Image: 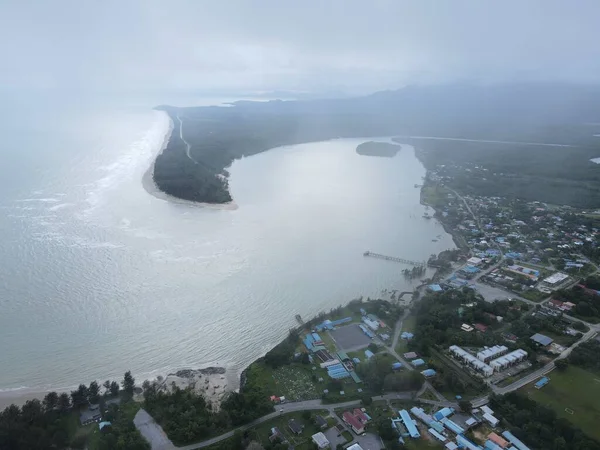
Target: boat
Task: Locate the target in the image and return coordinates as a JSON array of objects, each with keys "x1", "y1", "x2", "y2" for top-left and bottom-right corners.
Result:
[
  {"x1": 295, "y1": 314, "x2": 303, "y2": 324},
  {"x1": 432, "y1": 239, "x2": 438, "y2": 242}
]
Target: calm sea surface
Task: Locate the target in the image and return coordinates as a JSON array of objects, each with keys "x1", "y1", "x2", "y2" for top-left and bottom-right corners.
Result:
[{"x1": 0, "y1": 98, "x2": 454, "y2": 398}]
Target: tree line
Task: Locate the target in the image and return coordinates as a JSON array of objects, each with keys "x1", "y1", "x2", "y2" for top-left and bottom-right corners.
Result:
[
  {"x1": 0, "y1": 371, "x2": 145, "y2": 450},
  {"x1": 490, "y1": 392, "x2": 600, "y2": 450}
]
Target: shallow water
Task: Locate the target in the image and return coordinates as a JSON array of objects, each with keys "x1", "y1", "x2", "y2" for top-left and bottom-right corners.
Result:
[{"x1": 0, "y1": 104, "x2": 454, "y2": 399}]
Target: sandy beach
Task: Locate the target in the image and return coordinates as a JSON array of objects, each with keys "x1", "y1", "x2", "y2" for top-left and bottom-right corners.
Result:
[{"x1": 142, "y1": 113, "x2": 238, "y2": 210}]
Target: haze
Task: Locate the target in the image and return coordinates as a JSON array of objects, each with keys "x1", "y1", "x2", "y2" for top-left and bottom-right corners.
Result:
[{"x1": 2, "y1": 0, "x2": 600, "y2": 95}]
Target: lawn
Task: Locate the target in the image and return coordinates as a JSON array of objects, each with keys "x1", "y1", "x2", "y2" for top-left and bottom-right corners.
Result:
[
  {"x1": 522, "y1": 366, "x2": 600, "y2": 441},
  {"x1": 520, "y1": 289, "x2": 549, "y2": 302},
  {"x1": 395, "y1": 315, "x2": 417, "y2": 355}
]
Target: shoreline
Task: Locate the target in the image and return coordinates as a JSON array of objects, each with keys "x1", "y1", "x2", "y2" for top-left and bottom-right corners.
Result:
[
  {"x1": 141, "y1": 112, "x2": 238, "y2": 210},
  {"x1": 0, "y1": 366, "x2": 233, "y2": 411}
]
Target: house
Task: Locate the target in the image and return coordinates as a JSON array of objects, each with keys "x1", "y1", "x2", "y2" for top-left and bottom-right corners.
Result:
[
  {"x1": 404, "y1": 352, "x2": 418, "y2": 359},
  {"x1": 288, "y1": 419, "x2": 304, "y2": 435},
  {"x1": 530, "y1": 333, "x2": 553, "y2": 347},
  {"x1": 269, "y1": 427, "x2": 286, "y2": 443},
  {"x1": 342, "y1": 409, "x2": 370, "y2": 435},
  {"x1": 311, "y1": 432, "x2": 330, "y2": 449},
  {"x1": 487, "y1": 432, "x2": 509, "y2": 448},
  {"x1": 79, "y1": 404, "x2": 102, "y2": 425},
  {"x1": 461, "y1": 324, "x2": 474, "y2": 332},
  {"x1": 314, "y1": 415, "x2": 328, "y2": 430},
  {"x1": 473, "y1": 323, "x2": 488, "y2": 333},
  {"x1": 99, "y1": 421, "x2": 112, "y2": 432}
]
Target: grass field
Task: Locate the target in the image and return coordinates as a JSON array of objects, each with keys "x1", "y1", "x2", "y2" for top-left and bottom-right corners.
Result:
[
  {"x1": 395, "y1": 315, "x2": 417, "y2": 355},
  {"x1": 522, "y1": 366, "x2": 600, "y2": 441}
]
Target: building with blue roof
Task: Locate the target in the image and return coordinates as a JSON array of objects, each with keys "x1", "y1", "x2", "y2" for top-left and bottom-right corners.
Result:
[
  {"x1": 399, "y1": 410, "x2": 420, "y2": 438},
  {"x1": 456, "y1": 434, "x2": 483, "y2": 450},
  {"x1": 501, "y1": 431, "x2": 530, "y2": 450},
  {"x1": 411, "y1": 358, "x2": 425, "y2": 367},
  {"x1": 534, "y1": 376, "x2": 549, "y2": 389},
  {"x1": 428, "y1": 284, "x2": 443, "y2": 292},
  {"x1": 484, "y1": 440, "x2": 503, "y2": 450},
  {"x1": 392, "y1": 362, "x2": 403, "y2": 370},
  {"x1": 401, "y1": 332, "x2": 414, "y2": 340},
  {"x1": 422, "y1": 369, "x2": 436, "y2": 378},
  {"x1": 441, "y1": 418, "x2": 464, "y2": 435},
  {"x1": 428, "y1": 428, "x2": 447, "y2": 443},
  {"x1": 353, "y1": 357, "x2": 361, "y2": 364}
]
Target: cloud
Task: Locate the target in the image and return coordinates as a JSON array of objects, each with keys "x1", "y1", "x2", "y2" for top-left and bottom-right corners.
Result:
[{"x1": 2, "y1": 0, "x2": 599, "y2": 93}]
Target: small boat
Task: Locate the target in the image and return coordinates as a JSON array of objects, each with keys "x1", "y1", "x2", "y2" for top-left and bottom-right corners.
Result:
[{"x1": 432, "y1": 239, "x2": 438, "y2": 242}]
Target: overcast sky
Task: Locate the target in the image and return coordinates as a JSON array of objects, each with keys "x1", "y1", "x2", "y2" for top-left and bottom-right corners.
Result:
[{"x1": 2, "y1": 0, "x2": 599, "y2": 95}]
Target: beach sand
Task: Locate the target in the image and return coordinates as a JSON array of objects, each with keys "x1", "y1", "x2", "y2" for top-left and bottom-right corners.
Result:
[{"x1": 142, "y1": 113, "x2": 238, "y2": 210}]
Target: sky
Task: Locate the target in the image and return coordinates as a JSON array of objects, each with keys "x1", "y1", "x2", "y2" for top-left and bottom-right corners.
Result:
[{"x1": 2, "y1": 0, "x2": 600, "y2": 96}]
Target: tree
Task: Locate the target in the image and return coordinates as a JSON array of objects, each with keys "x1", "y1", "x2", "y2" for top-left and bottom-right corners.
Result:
[
  {"x1": 110, "y1": 381, "x2": 120, "y2": 397},
  {"x1": 71, "y1": 384, "x2": 89, "y2": 408},
  {"x1": 43, "y1": 391, "x2": 58, "y2": 412},
  {"x1": 122, "y1": 371, "x2": 135, "y2": 398},
  {"x1": 58, "y1": 392, "x2": 71, "y2": 412},
  {"x1": 300, "y1": 352, "x2": 310, "y2": 365},
  {"x1": 572, "y1": 321, "x2": 586, "y2": 331},
  {"x1": 88, "y1": 380, "x2": 100, "y2": 404},
  {"x1": 103, "y1": 380, "x2": 111, "y2": 395},
  {"x1": 302, "y1": 410, "x2": 311, "y2": 420},
  {"x1": 555, "y1": 359, "x2": 569, "y2": 371},
  {"x1": 361, "y1": 395, "x2": 373, "y2": 406},
  {"x1": 377, "y1": 419, "x2": 397, "y2": 441},
  {"x1": 368, "y1": 343, "x2": 379, "y2": 354},
  {"x1": 459, "y1": 400, "x2": 473, "y2": 413}
]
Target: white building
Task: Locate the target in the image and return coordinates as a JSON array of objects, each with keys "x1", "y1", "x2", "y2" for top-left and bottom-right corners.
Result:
[
  {"x1": 467, "y1": 257, "x2": 483, "y2": 266},
  {"x1": 489, "y1": 349, "x2": 528, "y2": 372},
  {"x1": 449, "y1": 345, "x2": 493, "y2": 377},
  {"x1": 477, "y1": 345, "x2": 508, "y2": 363},
  {"x1": 483, "y1": 412, "x2": 499, "y2": 427},
  {"x1": 541, "y1": 272, "x2": 569, "y2": 288},
  {"x1": 312, "y1": 432, "x2": 330, "y2": 449},
  {"x1": 362, "y1": 316, "x2": 379, "y2": 331}
]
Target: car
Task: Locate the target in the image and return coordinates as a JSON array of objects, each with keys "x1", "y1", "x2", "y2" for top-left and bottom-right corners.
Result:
[{"x1": 279, "y1": 408, "x2": 284, "y2": 413}]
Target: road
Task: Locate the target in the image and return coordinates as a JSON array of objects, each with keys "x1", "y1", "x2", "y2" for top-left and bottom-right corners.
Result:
[{"x1": 176, "y1": 114, "x2": 198, "y2": 164}]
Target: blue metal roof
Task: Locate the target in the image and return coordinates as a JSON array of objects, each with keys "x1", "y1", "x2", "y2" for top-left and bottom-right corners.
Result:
[
  {"x1": 501, "y1": 431, "x2": 531, "y2": 450},
  {"x1": 399, "y1": 410, "x2": 420, "y2": 438},
  {"x1": 534, "y1": 376, "x2": 549, "y2": 388},
  {"x1": 485, "y1": 440, "x2": 503, "y2": 450},
  {"x1": 412, "y1": 358, "x2": 425, "y2": 366},
  {"x1": 365, "y1": 350, "x2": 374, "y2": 358},
  {"x1": 456, "y1": 434, "x2": 483, "y2": 450},
  {"x1": 441, "y1": 418, "x2": 464, "y2": 435}
]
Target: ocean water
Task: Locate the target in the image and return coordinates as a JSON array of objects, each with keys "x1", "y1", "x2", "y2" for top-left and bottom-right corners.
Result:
[{"x1": 0, "y1": 97, "x2": 454, "y2": 400}]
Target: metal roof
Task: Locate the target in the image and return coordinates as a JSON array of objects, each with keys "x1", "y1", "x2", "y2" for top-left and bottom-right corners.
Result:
[{"x1": 530, "y1": 333, "x2": 553, "y2": 346}]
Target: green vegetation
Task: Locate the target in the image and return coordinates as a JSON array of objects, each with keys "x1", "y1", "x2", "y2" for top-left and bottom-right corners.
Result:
[
  {"x1": 143, "y1": 380, "x2": 272, "y2": 446},
  {"x1": 92, "y1": 402, "x2": 149, "y2": 450},
  {"x1": 569, "y1": 339, "x2": 600, "y2": 371},
  {"x1": 523, "y1": 365, "x2": 600, "y2": 441},
  {"x1": 244, "y1": 410, "x2": 330, "y2": 450},
  {"x1": 409, "y1": 137, "x2": 600, "y2": 208},
  {"x1": 421, "y1": 184, "x2": 449, "y2": 208},
  {"x1": 245, "y1": 362, "x2": 321, "y2": 401},
  {"x1": 554, "y1": 276, "x2": 600, "y2": 323},
  {"x1": 155, "y1": 84, "x2": 600, "y2": 205},
  {"x1": 395, "y1": 314, "x2": 417, "y2": 355},
  {"x1": 0, "y1": 372, "x2": 144, "y2": 450},
  {"x1": 356, "y1": 141, "x2": 401, "y2": 157},
  {"x1": 491, "y1": 390, "x2": 600, "y2": 450}
]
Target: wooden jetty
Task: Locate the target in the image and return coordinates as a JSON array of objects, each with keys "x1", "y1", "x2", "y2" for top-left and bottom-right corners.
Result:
[{"x1": 363, "y1": 251, "x2": 426, "y2": 267}]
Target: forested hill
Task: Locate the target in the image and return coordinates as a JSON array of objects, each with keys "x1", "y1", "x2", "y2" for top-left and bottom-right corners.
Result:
[{"x1": 153, "y1": 83, "x2": 600, "y2": 204}]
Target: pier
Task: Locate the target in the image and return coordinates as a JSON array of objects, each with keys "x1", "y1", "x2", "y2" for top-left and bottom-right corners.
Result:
[{"x1": 363, "y1": 251, "x2": 426, "y2": 267}]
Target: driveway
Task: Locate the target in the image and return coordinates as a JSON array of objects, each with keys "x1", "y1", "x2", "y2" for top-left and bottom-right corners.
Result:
[
  {"x1": 134, "y1": 408, "x2": 174, "y2": 450},
  {"x1": 353, "y1": 432, "x2": 383, "y2": 450}
]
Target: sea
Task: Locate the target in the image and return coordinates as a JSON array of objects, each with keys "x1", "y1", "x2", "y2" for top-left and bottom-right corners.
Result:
[{"x1": 0, "y1": 93, "x2": 454, "y2": 404}]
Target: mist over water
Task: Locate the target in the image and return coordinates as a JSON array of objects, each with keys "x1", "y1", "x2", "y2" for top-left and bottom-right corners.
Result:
[{"x1": 0, "y1": 103, "x2": 454, "y2": 398}]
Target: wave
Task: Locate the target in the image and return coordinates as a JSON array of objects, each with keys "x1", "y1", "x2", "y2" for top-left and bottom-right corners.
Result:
[{"x1": 83, "y1": 111, "x2": 170, "y2": 215}]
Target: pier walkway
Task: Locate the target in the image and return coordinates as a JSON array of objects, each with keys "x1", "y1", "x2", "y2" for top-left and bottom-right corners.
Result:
[{"x1": 363, "y1": 251, "x2": 426, "y2": 267}]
